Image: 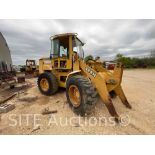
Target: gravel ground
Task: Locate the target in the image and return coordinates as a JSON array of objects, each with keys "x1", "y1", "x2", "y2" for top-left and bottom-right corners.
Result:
[{"x1": 0, "y1": 69, "x2": 155, "y2": 135}]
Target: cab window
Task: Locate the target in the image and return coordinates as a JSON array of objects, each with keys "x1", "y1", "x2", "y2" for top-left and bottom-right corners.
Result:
[
  {"x1": 51, "y1": 36, "x2": 69, "y2": 58},
  {"x1": 72, "y1": 37, "x2": 84, "y2": 59}
]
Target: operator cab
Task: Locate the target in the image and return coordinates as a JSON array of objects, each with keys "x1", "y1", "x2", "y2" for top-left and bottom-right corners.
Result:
[{"x1": 50, "y1": 33, "x2": 84, "y2": 69}]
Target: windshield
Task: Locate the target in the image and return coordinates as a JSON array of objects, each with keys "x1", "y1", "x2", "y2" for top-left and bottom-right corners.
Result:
[
  {"x1": 50, "y1": 37, "x2": 69, "y2": 58},
  {"x1": 72, "y1": 37, "x2": 84, "y2": 59},
  {"x1": 51, "y1": 39, "x2": 59, "y2": 57}
]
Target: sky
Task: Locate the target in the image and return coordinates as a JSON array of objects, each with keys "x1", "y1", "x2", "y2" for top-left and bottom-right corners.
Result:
[{"x1": 0, "y1": 19, "x2": 155, "y2": 65}]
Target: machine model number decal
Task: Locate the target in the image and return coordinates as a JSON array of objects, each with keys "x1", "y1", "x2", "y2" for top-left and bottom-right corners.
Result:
[{"x1": 85, "y1": 67, "x2": 97, "y2": 78}]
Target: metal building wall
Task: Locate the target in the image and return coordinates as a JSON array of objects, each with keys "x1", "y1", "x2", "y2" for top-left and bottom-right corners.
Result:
[{"x1": 0, "y1": 32, "x2": 13, "y2": 72}]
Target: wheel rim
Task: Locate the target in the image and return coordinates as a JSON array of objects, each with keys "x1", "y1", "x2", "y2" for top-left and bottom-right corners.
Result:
[
  {"x1": 40, "y1": 78, "x2": 49, "y2": 91},
  {"x1": 69, "y1": 85, "x2": 81, "y2": 107}
]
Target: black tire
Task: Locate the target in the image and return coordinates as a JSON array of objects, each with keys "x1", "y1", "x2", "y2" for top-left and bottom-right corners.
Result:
[
  {"x1": 66, "y1": 75, "x2": 98, "y2": 116},
  {"x1": 37, "y1": 72, "x2": 58, "y2": 96}
]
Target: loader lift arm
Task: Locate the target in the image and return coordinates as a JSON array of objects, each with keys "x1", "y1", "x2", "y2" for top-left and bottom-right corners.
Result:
[{"x1": 79, "y1": 60, "x2": 132, "y2": 121}]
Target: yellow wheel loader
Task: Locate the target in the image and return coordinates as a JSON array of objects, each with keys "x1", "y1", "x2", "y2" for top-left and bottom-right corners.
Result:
[
  {"x1": 38, "y1": 33, "x2": 132, "y2": 121},
  {"x1": 20, "y1": 59, "x2": 39, "y2": 77}
]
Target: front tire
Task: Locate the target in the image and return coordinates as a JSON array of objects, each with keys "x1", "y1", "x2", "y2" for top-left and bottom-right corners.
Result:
[
  {"x1": 37, "y1": 72, "x2": 58, "y2": 96},
  {"x1": 66, "y1": 75, "x2": 98, "y2": 116}
]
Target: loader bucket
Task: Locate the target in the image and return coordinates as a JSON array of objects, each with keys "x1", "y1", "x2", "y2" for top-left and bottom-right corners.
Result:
[{"x1": 80, "y1": 61, "x2": 132, "y2": 121}]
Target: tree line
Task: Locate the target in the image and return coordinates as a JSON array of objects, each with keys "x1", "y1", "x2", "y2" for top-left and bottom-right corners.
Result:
[
  {"x1": 115, "y1": 53, "x2": 155, "y2": 68},
  {"x1": 84, "y1": 50, "x2": 155, "y2": 69}
]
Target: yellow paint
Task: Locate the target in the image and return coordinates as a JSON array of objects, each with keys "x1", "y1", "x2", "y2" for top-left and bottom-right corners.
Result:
[{"x1": 38, "y1": 33, "x2": 131, "y2": 119}]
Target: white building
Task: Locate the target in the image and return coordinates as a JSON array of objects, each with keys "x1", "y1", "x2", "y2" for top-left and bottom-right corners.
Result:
[{"x1": 0, "y1": 32, "x2": 13, "y2": 72}]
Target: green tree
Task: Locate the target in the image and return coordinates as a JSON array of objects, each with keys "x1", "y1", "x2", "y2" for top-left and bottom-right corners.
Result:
[
  {"x1": 84, "y1": 55, "x2": 94, "y2": 63},
  {"x1": 116, "y1": 53, "x2": 123, "y2": 60}
]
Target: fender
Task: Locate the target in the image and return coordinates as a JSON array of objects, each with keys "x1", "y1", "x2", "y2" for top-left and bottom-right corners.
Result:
[{"x1": 66, "y1": 70, "x2": 81, "y2": 82}]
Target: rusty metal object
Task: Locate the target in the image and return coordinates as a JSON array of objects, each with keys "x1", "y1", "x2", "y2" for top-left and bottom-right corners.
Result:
[
  {"x1": 0, "y1": 93, "x2": 17, "y2": 105},
  {"x1": 16, "y1": 72, "x2": 25, "y2": 83},
  {"x1": 0, "y1": 103, "x2": 15, "y2": 114},
  {"x1": 0, "y1": 72, "x2": 16, "y2": 88},
  {"x1": 41, "y1": 107, "x2": 57, "y2": 115}
]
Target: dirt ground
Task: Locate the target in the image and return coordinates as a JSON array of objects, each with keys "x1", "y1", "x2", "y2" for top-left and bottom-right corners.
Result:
[{"x1": 0, "y1": 69, "x2": 155, "y2": 135}]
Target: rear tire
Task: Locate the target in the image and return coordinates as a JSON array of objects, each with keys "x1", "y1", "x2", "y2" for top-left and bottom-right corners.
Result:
[
  {"x1": 66, "y1": 75, "x2": 98, "y2": 116},
  {"x1": 37, "y1": 72, "x2": 58, "y2": 96}
]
